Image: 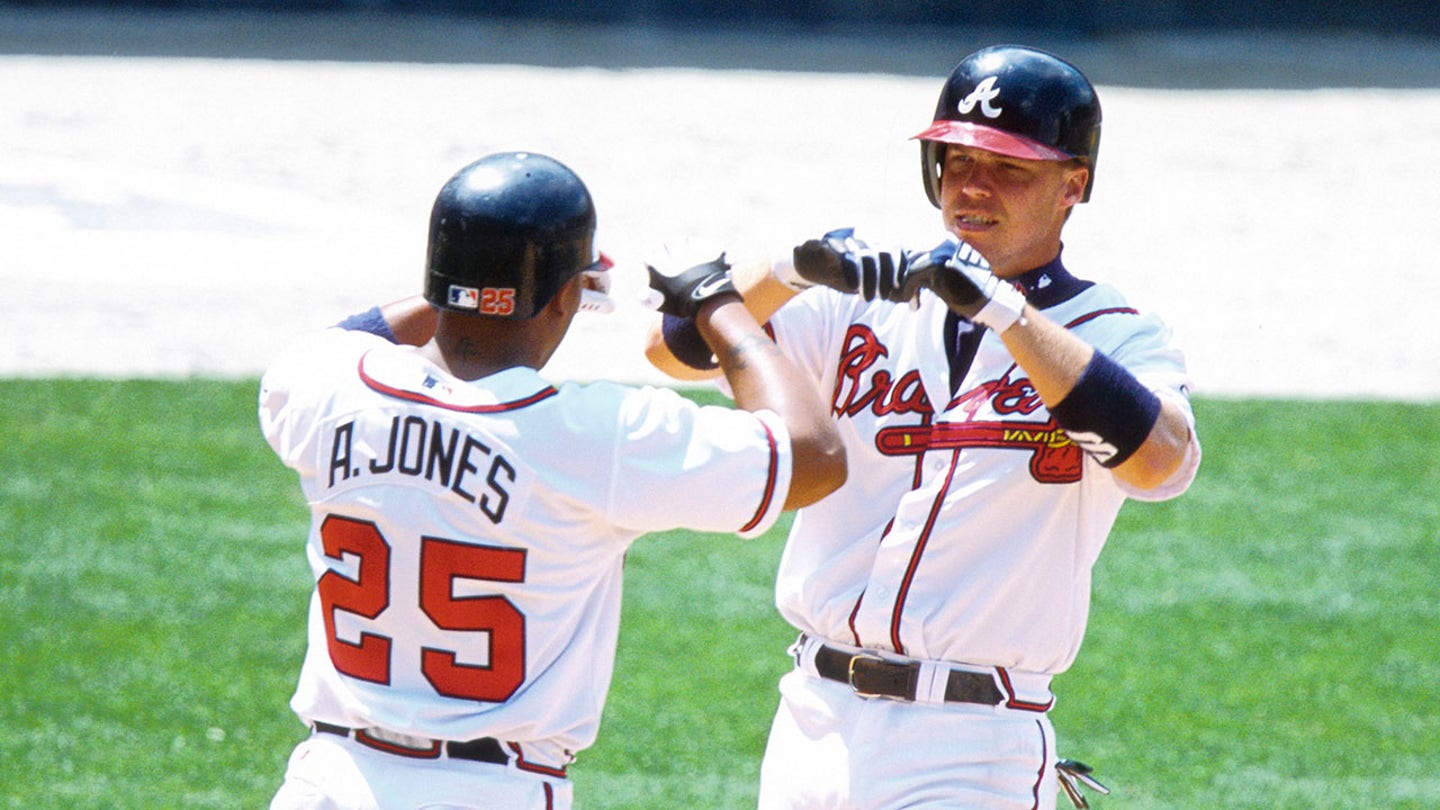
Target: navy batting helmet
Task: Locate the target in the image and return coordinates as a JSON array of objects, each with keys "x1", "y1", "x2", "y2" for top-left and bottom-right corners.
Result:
[
  {"x1": 914, "y1": 45, "x2": 1102, "y2": 206},
  {"x1": 424, "y1": 151, "x2": 598, "y2": 319}
]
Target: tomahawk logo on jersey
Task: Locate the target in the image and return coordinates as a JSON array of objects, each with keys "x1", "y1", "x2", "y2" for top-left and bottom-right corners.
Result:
[{"x1": 831, "y1": 322, "x2": 1085, "y2": 484}]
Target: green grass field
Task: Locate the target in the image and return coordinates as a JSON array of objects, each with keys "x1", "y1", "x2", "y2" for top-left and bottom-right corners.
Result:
[{"x1": 2, "y1": 379, "x2": 1437, "y2": 808}]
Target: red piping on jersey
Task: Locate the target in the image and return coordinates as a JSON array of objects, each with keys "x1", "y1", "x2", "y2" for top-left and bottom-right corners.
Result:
[
  {"x1": 887, "y1": 446, "x2": 962, "y2": 654},
  {"x1": 848, "y1": 410, "x2": 930, "y2": 648},
  {"x1": 846, "y1": 592, "x2": 865, "y2": 647},
  {"x1": 357, "y1": 352, "x2": 560, "y2": 412},
  {"x1": 738, "y1": 420, "x2": 782, "y2": 534},
  {"x1": 1063, "y1": 306, "x2": 1138, "y2": 329},
  {"x1": 1027, "y1": 717, "x2": 1050, "y2": 810}
]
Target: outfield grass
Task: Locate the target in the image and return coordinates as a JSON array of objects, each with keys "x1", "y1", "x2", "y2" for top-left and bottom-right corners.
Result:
[{"x1": 2, "y1": 380, "x2": 1436, "y2": 808}]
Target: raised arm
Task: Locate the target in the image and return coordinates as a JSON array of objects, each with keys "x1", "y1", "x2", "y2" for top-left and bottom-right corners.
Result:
[
  {"x1": 647, "y1": 256, "x2": 846, "y2": 509},
  {"x1": 786, "y1": 234, "x2": 1193, "y2": 492},
  {"x1": 995, "y1": 306, "x2": 1192, "y2": 491}
]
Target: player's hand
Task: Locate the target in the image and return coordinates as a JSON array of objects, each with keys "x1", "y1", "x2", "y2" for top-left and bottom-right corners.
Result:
[
  {"x1": 645, "y1": 253, "x2": 739, "y2": 319},
  {"x1": 791, "y1": 228, "x2": 920, "y2": 303},
  {"x1": 911, "y1": 238, "x2": 1028, "y2": 332}
]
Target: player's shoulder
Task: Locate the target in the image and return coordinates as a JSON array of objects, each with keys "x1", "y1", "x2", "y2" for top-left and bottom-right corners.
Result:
[
  {"x1": 556, "y1": 379, "x2": 699, "y2": 424},
  {"x1": 262, "y1": 326, "x2": 385, "y2": 390},
  {"x1": 1046, "y1": 280, "x2": 1151, "y2": 328},
  {"x1": 1049, "y1": 281, "x2": 1179, "y2": 350},
  {"x1": 271, "y1": 324, "x2": 387, "y2": 362},
  {"x1": 561, "y1": 379, "x2": 769, "y2": 438}
]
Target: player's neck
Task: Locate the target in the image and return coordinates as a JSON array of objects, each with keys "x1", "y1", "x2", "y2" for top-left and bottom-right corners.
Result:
[{"x1": 426, "y1": 317, "x2": 564, "y2": 381}]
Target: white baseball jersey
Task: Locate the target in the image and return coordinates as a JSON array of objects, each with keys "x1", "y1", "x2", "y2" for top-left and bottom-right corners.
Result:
[
  {"x1": 764, "y1": 256, "x2": 1200, "y2": 680},
  {"x1": 258, "y1": 324, "x2": 790, "y2": 767}
]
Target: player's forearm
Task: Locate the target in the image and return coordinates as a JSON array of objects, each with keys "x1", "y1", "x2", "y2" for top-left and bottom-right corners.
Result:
[
  {"x1": 729, "y1": 255, "x2": 805, "y2": 323},
  {"x1": 1000, "y1": 307, "x2": 1189, "y2": 490},
  {"x1": 1112, "y1": 401, "x2": 1191, "y2": 489},
  {"x1": 997, "y1": 307, "x2": 1092, "y2": 404},
  {"x1": 696, "y1": 297, "x2": 846, "y2": 509}
]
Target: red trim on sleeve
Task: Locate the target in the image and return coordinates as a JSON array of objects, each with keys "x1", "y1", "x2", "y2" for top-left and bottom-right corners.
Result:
[{"x1": 738, "y1": 419, "x2": 781, "y2": 534}]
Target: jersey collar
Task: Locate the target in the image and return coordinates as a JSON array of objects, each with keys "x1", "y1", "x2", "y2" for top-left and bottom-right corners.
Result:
[
  {"x1": 1010, "y1": 247, "x2": 1092, "y2": 309},
  {"x1": 358, "y1": 348, "x2": 559, "y2": 413}
]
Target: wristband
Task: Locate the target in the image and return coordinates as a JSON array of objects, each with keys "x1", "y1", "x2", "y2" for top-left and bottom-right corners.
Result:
[
  {"x1": 661, "y1": 314, "x2": 719, "y2": 371},
  {"x1": 1049, "y1": 351, "x2": 1161, "y2": 468},
  {"x1": 336, "y1": 306, "x2": 399, "y2": 344}
]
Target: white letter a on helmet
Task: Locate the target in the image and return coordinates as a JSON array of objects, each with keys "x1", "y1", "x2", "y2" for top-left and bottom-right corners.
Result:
[{"x1": 957, "y1": 76, "x2": 1003, "y2": 119}]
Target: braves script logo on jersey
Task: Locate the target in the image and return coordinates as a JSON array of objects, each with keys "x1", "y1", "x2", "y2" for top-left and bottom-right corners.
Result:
[
  {"x1": 832, "y1": 325, "x2": 931, "y2": 418},
  {"x1": 957, "y1": 75, "x2": 1003, "y2": 119},
  {"x1": 833, "y1": 325, "x2": 1082, "y2": 483}
]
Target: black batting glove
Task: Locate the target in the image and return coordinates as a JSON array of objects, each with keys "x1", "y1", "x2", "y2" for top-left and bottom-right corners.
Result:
[
  {"x1": 907, "y1": 239, "x2": 1027, "y2": 331},
  {"x1": 645, "y1": 253, "x2": 739, "y2": 319},
  {"x1": 791, "y1": 228, "x2": 919, "y2": 303}
]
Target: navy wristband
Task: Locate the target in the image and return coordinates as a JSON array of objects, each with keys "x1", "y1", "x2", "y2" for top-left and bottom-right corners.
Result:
[
  {"x1": 661, "y1": 314, "x2": 719, "y2": 371},
  {"x1": 336, "y1": 306, "x2": 399, "y2": 344},
  {"x1": 1050, "y1": 351, "x2": 1161, "y2": 468}
]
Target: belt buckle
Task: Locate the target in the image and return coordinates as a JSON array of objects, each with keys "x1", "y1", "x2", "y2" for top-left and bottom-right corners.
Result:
[{"x1": 847, "y1": 653, "x2": 887, "y2": 698}]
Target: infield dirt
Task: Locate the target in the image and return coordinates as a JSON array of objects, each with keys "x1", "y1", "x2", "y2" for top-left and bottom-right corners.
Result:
[{"x1": 3, "y1": 10, "x2": 1437, "y2": 401}]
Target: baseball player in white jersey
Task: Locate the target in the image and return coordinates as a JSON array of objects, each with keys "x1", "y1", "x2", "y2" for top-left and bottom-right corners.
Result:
[
  {"x1": 260, "y1": 151, "x2": 845, "y2": 810},
  {"x1": 644, "y1": 46, "x2": 1201, "y2": 808}
]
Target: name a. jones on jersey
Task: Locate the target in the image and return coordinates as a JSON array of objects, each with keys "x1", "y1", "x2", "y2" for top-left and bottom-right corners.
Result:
[{"x1": 325, "y1": 415, "x2": 515, "y2": 523}]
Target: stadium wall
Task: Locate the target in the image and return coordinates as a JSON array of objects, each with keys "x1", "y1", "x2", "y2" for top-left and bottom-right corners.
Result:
[{"x1": 2, "y1": 0, "x2": 1438, "y2": 36}]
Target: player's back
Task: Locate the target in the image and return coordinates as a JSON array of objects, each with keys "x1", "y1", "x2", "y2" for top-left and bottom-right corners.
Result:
[
  {"x1": 260, "y1": 326, "x2": 785, "y2": 756},
  {"x1": 261, "y1": 328, "x2": 654, "y2": 750}
]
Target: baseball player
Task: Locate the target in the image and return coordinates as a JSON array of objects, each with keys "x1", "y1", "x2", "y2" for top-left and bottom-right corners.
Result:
[
  {"x1": 644, "y1": 46, "x2": 1202, "y2": 809},
  {"x1": 259, "y1": 151, "x2": 845, "y2": 810}
]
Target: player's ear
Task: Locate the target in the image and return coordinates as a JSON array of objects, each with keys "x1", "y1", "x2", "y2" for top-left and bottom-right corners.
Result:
[
  {"x1": 547, "y1": 273, "x2": 586, "y2": 317},
  {"x1": 1061, "y1": 162, "x2": 1089, "y2": 206}
]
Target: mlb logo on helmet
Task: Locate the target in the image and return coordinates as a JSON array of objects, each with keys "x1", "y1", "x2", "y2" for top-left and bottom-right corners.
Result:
[{"x1": 448, "y1": 285, "x2": 479, "y2": 309}]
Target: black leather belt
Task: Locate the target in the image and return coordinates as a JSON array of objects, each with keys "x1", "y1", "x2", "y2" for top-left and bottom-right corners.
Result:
[
  {"x1": 314, "y1": 721, "x2": 509, "y2": 765},
  {"x1": 812, "y1": 643, "x2": 1004, "y2": 706}
]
